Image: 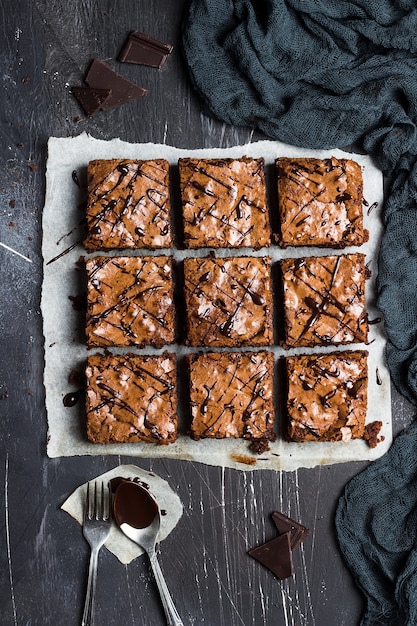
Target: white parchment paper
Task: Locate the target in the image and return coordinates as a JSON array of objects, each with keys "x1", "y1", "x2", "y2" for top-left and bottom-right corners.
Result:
[
  {"x1": 42, "y1": 133, "x2": 391, "y2": 471},
  {"x1": 61, "y1": 464, "x2": 183, "y2": 564}
]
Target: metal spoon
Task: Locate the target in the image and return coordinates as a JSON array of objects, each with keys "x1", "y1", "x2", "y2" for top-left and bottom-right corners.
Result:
[{"x1": 113, "y1": 479, "x2": 183, "y2": 626}]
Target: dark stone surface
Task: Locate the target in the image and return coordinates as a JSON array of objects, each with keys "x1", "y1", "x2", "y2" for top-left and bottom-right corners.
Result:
[{"x1": 0, "y1": 2, "x2": 414, "y2": 624}]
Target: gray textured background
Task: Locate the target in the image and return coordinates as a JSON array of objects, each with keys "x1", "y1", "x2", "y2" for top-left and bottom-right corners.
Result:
[{"x1": 0, "y1": 2, "x2": 414, "y2": 624}]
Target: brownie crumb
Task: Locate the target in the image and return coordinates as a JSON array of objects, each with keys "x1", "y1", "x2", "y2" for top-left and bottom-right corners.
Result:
[
  {"x1": 249, "y1": 436, "x2": 276, "y2": 455},
  {"x1": 68, "y1": 293, "x2": 86, "y2": 311},
  {"x1": 68, "y1": 369, "x2": 85, "y2": 387},
  {"x1": 363, "y1": 420, "x2": 385, "y2": 448}
]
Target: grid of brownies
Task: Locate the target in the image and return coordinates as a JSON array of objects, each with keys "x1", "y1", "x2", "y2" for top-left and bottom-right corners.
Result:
[{"x1": 84, "y1": 155, "x2": 370, "y2": 449}]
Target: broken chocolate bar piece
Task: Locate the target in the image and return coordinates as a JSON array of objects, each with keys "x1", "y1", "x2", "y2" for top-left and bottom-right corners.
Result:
[
  {"x1": 72, "y1": 86, "x2": 112, "y2": 116},
  {"x1": 272, "y1": 511, "x2": 310, "y2": 551},
  {"x1": 248, "y1": 510, "x2": 310, "y2": 581},
  {"x1": 118, "y1": 30, "x2": 173, "y2": 68},
  {"x1": 85, "y1": 59, "x2": 147, "y2": 110},
  {"x1": 248, "y1": 532, "x2": 293, "y2": 580}
]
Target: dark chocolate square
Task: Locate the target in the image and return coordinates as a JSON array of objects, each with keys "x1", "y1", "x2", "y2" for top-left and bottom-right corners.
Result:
[{"x1": 248, "y1": 532, "x2": 293, "y2": 580}]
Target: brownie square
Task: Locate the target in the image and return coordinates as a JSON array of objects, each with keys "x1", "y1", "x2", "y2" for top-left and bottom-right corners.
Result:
[
  {"x1": 187, "y1": 351, "x2": 275, "y2": 441},
  {"x1": 284, "y1": 350, "x2": 368, "y2": 442},
  {"x1": 84, "y1": 159, "x2": 172, "y2": 250},
  {"x1": 183, "y1": 256, "x2": 273, "y2": 347},
  {"x1": 276, "y1": 157, "x2": 368, "y2": 248},
  {"x1": 179, "y1": 157, "x2": 271, "y2": 248},
  {"x1": 280, "y1": 253, "x2": 368, "y2": 348},
  {"x1": 86, "y1": 352, "x2": 178, "y2": 444},
  {"x1": 86, "y1": 256, "x2": 175, "y2": 347}
]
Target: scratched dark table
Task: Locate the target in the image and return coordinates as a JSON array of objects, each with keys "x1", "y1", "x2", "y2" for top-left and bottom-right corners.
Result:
[{"x1": 0, "y1": 2, "x2": 415, "y2": 625}]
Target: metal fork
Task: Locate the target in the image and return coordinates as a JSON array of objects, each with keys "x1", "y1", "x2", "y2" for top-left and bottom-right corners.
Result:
[{"x1": 81, "y1": 481, "x2": 112, "y2": 626}]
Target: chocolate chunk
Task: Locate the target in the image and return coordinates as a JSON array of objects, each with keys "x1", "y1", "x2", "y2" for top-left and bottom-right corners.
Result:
[
  {"x1": 271, "y1": 511, "x2": 310, "y2": 551},
  {"x1": 248, "y1": 532, "x2": 293, "y2": 580},
  {"x1": 249, "y1": 437, "x2": 274, "y2": 455},
  {"x1": 118, "y1": 31, "x2": 173, "y2": 68},
  {"x1": 85, "y1": 59, "x2": 147, "y2": 110},
  {"x1": 72, "y1": 86, "x2": 112, "y2": 116},
  {"x1": 363, "y1": 420, "x2": 385, "y2": 448}
]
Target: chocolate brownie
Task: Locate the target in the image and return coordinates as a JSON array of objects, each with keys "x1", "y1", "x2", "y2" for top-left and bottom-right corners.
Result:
[
  {"x1": 86, "y1": 352, "x2": 178, "y2": 444},
  {"x1": 276, "y1": 157, "x2": 368, "y2": 248},
  {"x1": 179, "y1": 157, "x2": 271, "y2": 248},
  {"x1": 183, "y1": 256, "x2": 273, "y2": 347},
  {"x1": 280, "y1": 253, "x2": 369, "y2": 348},
  {"x1": 284, "y1": 350, "x2": 368, "y2": 442},
  {"x1": 84, "y1": 159, "x2": 172, "y2": 250},
  {"x1": 86, "y1": 256, "x2": 175, "y2": 347},
  {"x1": 187, "y1": 351, "x2": 275, "y2": 442}
]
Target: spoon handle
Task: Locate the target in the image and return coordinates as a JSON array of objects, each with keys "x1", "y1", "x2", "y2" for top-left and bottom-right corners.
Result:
[{"x1": 148, "y1": 551, "x2": 184, "y2": 626}]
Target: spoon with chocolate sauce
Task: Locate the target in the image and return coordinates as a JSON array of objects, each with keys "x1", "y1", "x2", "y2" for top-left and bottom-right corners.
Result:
[{"x1": 113, "y1": 479, "x2": 183, "y2": 626}]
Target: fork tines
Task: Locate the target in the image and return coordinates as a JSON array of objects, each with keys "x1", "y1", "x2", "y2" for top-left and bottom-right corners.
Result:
[{"x1": 85, "y1": 481, "x2": 111, "y2": 521}]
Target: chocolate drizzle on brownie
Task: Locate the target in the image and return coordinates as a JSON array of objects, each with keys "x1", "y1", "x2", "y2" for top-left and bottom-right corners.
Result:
[
  {"x1": 86, "y1": 352, "x2": 178, "y2": 444},
  {"x1": 280, "y1": 253, "x2": 369, "y2": 348},
  {"x1": 84, "y1": 159, "x2": 172, "y2": 251},
  {"x1": 179, "y1": 157, "x2": 271, "y2": 249},
  {"x1": 86, "y1": 256, "x2": 175, "y2": 347},
  {"x1": 187, "y1": 351, "x2": 275, "y2": 444},
  {"x1": 276, "y1": 156, "x2": 368, "y2": 248},
  {"x1": 184, "y1": 256, "x2": 273, "y2": 347},
  {"x1": 285, "y1": 351, "x2": 368, "y2": 442}
]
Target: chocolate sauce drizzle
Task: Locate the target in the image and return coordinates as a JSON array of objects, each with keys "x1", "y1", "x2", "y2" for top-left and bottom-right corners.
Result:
[
  {"x1": 185, "y1": 257, "x2": 271, "y2": 345},
  {"x1": 87, "y1": 355, "x2": 176, "y2": 442},
  {"x1": 279, "y1": 158, "x2": 364, "y2": 246},
  {"x1": 86, "y1": 257, "x2": 173, "y2": 346},
  {"x1": 63, "y1": 388, "x2": 85, "y2": 407},
  {"x1": 285, "y1": 254, "x2": 368, "y2": 346},
  {"x1": 191, "y1": 353, "x2": 273, "y2": 439},
  {"x1": 181, "y1": 158, "x2": 268, "y2": 246},
  {"x1": 289, "y1": 352, "x2": 367, "y2": 440},
  {"x1": 46, "y1": 241, "x2": 81, "y2": 265},
  {"x1": 85, "y1": 160, "x2": 171, "y2": 247},
  {"x1": 72, "y1": 170, "x2": 81, "y2": 187}
]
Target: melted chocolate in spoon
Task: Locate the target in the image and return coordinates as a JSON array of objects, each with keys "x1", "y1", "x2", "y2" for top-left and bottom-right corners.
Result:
[{"x1": 113, "y1": 479, "x2": 158, "y2": 529}]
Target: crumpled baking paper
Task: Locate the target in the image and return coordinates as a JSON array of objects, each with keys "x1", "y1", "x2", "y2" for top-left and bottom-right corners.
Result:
[{"x1": 43, "y1": 133, "x2": 391, "y2": 471}]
